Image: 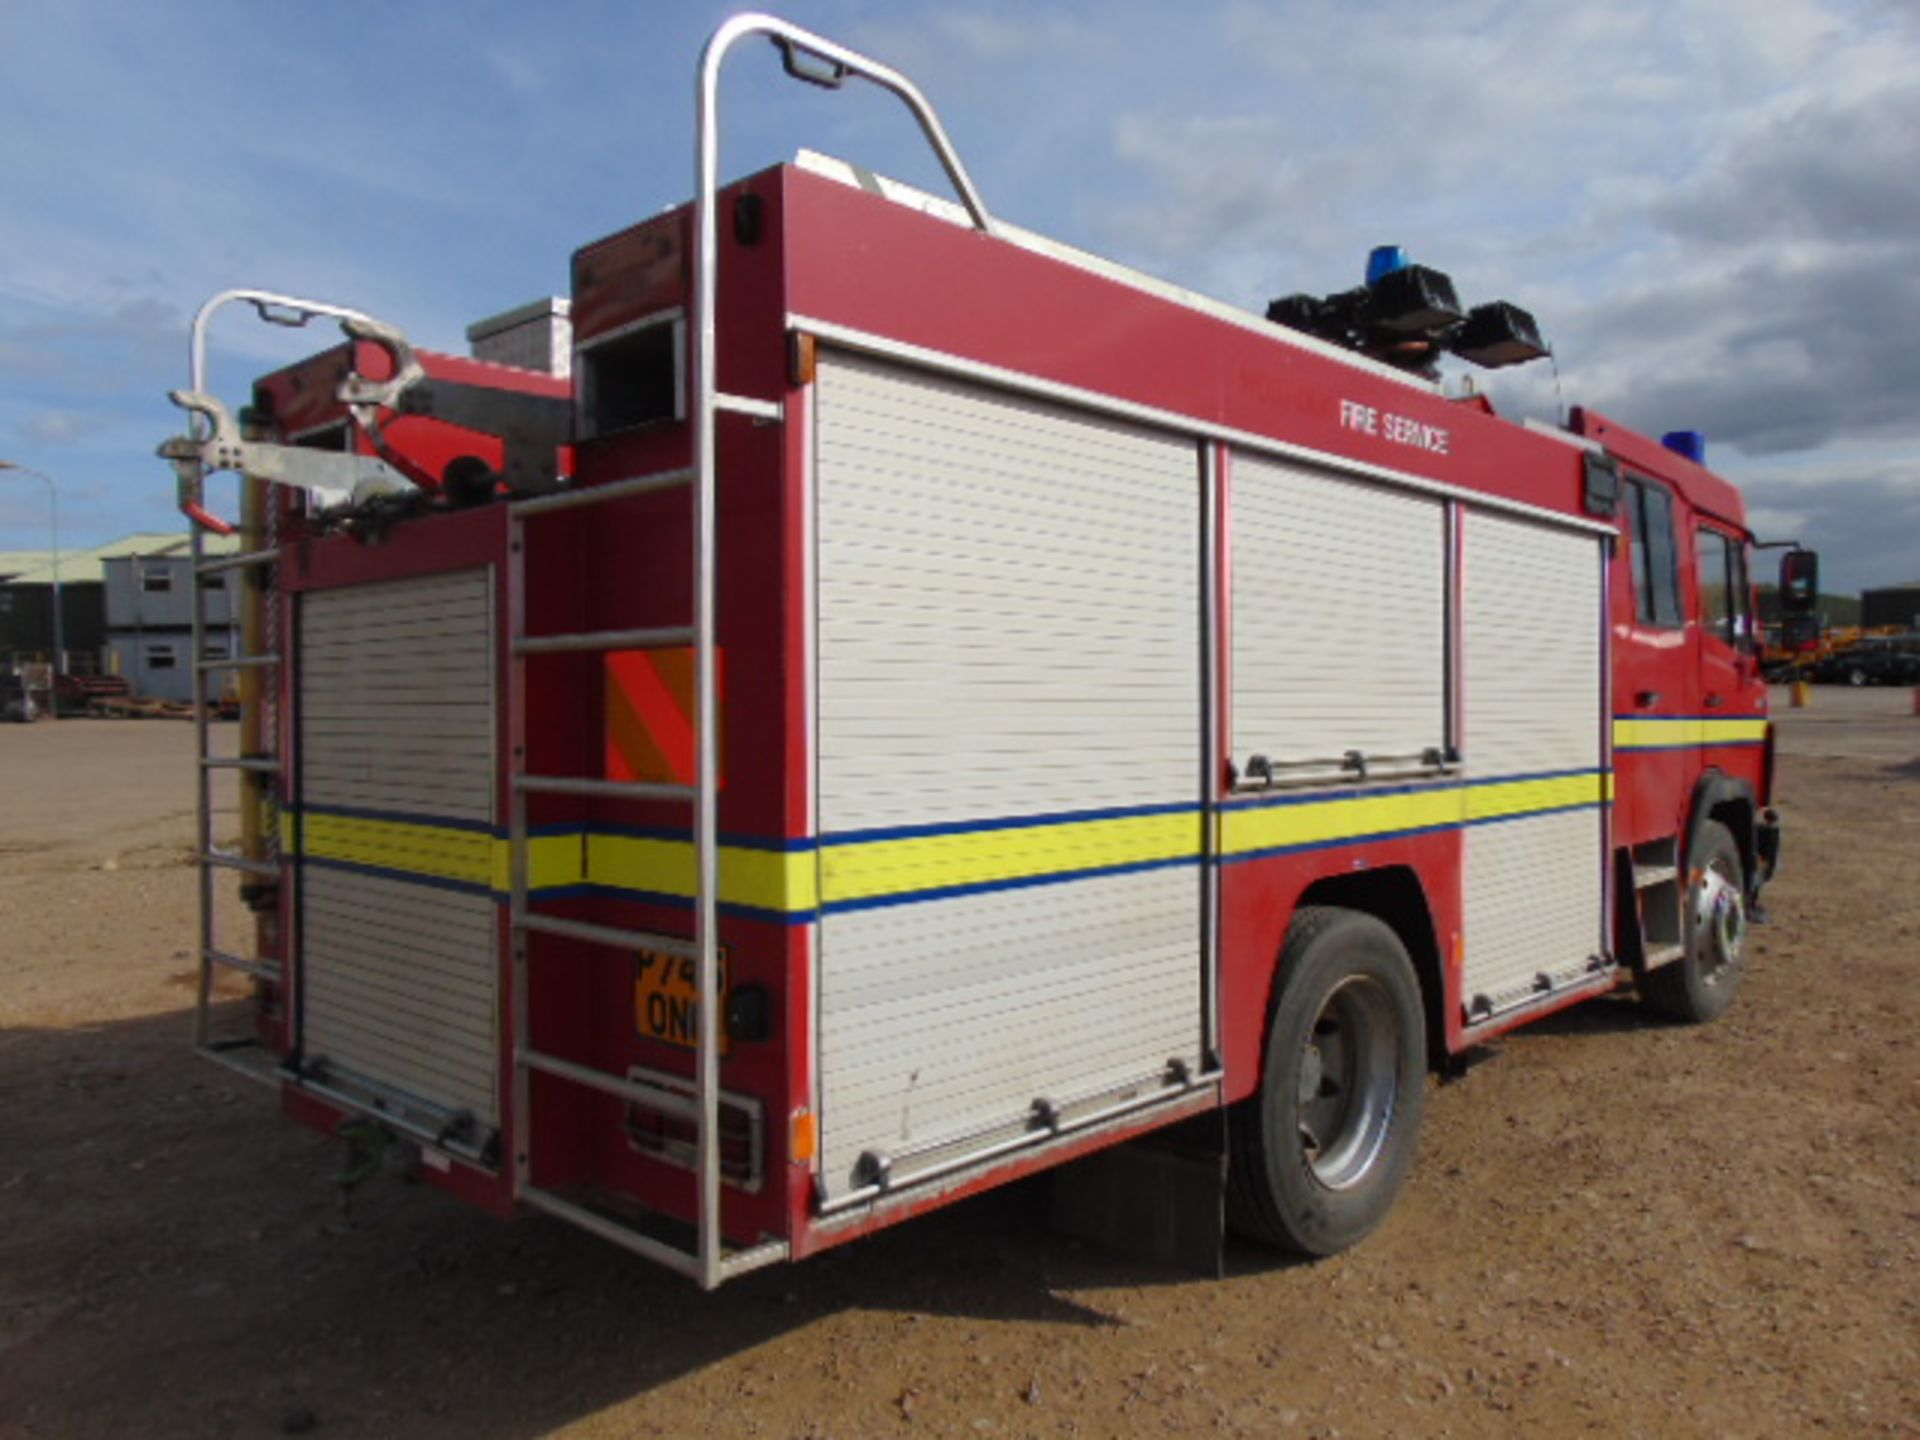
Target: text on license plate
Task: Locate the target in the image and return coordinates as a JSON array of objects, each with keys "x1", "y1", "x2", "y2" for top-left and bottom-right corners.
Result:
[{"x1": 634, "y1": 946, "x2": 729, "y2": 1053}]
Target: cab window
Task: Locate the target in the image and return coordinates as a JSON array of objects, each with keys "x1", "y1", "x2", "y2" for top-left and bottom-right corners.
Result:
[
  {"x1": 1695, "y1": 527, "x2": 1753, "y2": 649},
  {"x1": 1627, "y1": 478, "x2": 1683, "y2": 627}
]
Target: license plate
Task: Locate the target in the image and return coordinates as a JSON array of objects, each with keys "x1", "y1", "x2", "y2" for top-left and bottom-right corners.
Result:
[{"x1": 634, "y1": 946, "x2": 729, "y2": 1053}]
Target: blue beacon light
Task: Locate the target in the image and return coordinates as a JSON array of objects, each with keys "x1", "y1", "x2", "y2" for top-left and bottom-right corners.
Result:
[
  {"x1": 1366, "y1": 245, "x2": 1409, "y2": 285},
  {"x1": 1661, "y1": 430, "x2": 1707, "y2": 464}
]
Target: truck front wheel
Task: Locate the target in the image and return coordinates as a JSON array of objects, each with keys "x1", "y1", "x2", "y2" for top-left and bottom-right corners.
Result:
[
  {"x1": 1227, "y1": 907, "x2": 1427, "y2": 1256},
  {"x1": 1642, "y1": 819, "x2": 1748, "y2": 1023}
]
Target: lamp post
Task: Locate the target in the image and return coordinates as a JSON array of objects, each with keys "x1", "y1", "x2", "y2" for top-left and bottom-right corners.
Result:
[{"x1": 0, "y1": 460, "x2": 63, "y2": 717}]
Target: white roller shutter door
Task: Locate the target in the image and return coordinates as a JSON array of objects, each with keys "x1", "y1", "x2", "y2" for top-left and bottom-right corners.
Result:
[
  {"x1": 1230, "y1": 454, "x2": 1447, "y2": 773},
  {"x1": 814, "y1": 354, "x2": 1203, "y2": 1197},
  {"x1": 1460, "y1": 512, "x2": 1606, "y2": 1014},
  {"x1": 298, "y1": 569, "x2": 501, "y2": 1125}
]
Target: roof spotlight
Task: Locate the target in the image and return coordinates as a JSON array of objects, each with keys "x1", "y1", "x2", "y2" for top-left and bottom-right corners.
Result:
[
  {"x1": 1449, "y1": 301, "x2": 1548, "y2": 369},
  {"x1": 1364, "y1": 264, "x2": 1465, "y2": 336}
]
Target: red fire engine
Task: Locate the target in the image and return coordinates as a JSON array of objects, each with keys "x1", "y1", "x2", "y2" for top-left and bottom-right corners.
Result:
[{"x1": 160, "y1": 15, "x2": 1817, "y2": 1288}]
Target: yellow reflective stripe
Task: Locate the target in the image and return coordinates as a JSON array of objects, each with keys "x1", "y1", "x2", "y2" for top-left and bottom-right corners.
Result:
[
  {"x1": 1613, "y1": 717, "x2": 1768, "y2": 749},
  {"x1": 301, "y1": 812, "x2": 494, "y2": 887},
  {"x1": 490, "y1": 834, "x2": 587, "y2": 893},
  {"x1": 1221, "y1": 772, "x2": 1609, "y2": 859},
  {"x1": 820, "y1": 810, "x2": 1201, "y2": 906},
  {"x1": 587, "y1": 833, "x2": 818, "y2": 915},
  {"x1": 1222, "y1": 786, "x2": 1462, "y2": 858},
  {"x1": 1463, "y1": 771, "x2": 1609, "y2": 821},
  {"x1": 1700, "y1": 718, "x2": 1769, "y2": 744},
  {"x1": 289, "y1": 770, "x2": 1613, "y2": 913}
]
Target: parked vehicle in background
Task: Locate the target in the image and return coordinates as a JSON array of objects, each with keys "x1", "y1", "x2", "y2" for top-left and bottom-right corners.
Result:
[
  {"x1": 1806, "y1": 635, "x2": 1920, "y2": 686},
  {"x1": 2, "y1": 671, "x2": 37, "y2": 722}
]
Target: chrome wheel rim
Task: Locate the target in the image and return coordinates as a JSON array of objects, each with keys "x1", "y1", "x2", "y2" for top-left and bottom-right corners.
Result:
[
  {"x1": 1296, "y1": 976, "x2": 1400, "y2": 1190},
  {"x1": 1694, "y1": 859, "x2": 1747, "y2": 987}
]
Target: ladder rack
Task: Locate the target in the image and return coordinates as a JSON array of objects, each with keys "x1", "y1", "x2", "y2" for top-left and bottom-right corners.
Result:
[
  {"x1": 178, "y1": 289, "x2": 387, "y2": 1082},
  {"x1": 499, "y1": 10, "x2": 995, "y2": 1290},
  {"x1": 508, "y1": 459, "x2": 788, "y2": 1288},
  {"x1": 187, "y1": 486, "x2": 284, "y2": 1073}
]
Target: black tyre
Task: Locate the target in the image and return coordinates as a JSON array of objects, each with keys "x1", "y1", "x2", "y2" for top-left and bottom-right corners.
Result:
[
  {"x1": 1227, "y1": 907, "x2": 1427, "y2": 1256},
  {"x1": 1848, "y1": 666, "x2": 1869, "y2": 687},
  {"x1": 1642, "y1": 819, "x2": 1747, "y2": 1023}
]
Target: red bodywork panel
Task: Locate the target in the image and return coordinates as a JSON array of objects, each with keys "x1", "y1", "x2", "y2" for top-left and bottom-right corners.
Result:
[{"x1": 254, "y1": 162, "x2": 1768, "y2": 1262}]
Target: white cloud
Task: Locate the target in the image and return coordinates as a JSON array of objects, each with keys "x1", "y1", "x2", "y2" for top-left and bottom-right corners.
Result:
[{"x1": 0, "y1": 0, "x2": 1912, "y2": 589}]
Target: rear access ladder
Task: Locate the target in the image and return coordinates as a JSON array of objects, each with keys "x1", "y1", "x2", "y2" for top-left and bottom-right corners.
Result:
[{"x1": 502, "y1": 13, "x2": 995, "y2": 1288}]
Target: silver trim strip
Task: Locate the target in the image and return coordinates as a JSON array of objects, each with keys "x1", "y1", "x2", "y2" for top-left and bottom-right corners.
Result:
[
  {"x1": 716, "y1": 392, "x2": 784, "y2": 421},
  {"x1": 815, "y1": 1073, "x2": 1221, "y2": 1218}
]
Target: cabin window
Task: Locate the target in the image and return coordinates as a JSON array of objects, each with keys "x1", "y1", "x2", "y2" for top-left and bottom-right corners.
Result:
[
  {"x1": 1627, "y1": 479, "x2": 1682, "y2": 628},
  {"x1": 146, "y1": 644, "x2": 178, "y2": 670},
  {"x1": 1696, "y1": 528, "x2": 1735, "y2": 644},
  {"x1": 142, "y1": 569, "x2": 174, "y2": 594}
]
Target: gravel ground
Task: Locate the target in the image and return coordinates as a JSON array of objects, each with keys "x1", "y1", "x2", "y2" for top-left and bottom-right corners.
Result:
[{"x1": 1, "y1": 690, "x2": 1915, "y2": 1440}]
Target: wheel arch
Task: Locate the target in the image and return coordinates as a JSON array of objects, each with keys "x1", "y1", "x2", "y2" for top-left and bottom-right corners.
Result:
[
  {"x1": 1291, "y1": 867, "x2": 1447, "y2": 1071},
  {"x1": 1690, "y1": 768, "x2": 1757, "y2": 885}
]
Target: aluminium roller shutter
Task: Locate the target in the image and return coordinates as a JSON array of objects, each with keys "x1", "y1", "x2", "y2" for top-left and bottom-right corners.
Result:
[
  {"x1": 297, "y1": 569, "x2": 501, "y2": 1126},
  {"x1": 813, "y1": 354, "x2": 1204, "y2": 1198},
  {"x1": 1459, "y1": 511, "x2": 1606, "y2": 1014},
  {"x1": 1229, "y1": 453, "x2": 1448, "y2": 773}
]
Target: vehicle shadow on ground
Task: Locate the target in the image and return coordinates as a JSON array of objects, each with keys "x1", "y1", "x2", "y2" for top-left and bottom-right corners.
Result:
[
  {"x1": 0, "y1": 1003, "x2": 1256, "y2": 1440},
  {"x1": 1522, "y1": 991, "x2": 1670, "y2": 1038}
]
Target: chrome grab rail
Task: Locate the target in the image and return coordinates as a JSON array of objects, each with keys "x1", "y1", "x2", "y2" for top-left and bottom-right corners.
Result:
[{"x1": 678, "y1": 11, "x2": 997, "y2": 1291}]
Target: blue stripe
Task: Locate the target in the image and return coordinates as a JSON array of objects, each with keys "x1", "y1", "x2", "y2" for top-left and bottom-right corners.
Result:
[
  {"x1": 1464, "y1": 799, "x2": 1609, "y2": 828},
  {"x1": 288, "y1": 802, "x2": 586, "y2": 840},
  {"x1": 590, "y1": 821, "x2": 815, "y2": 853},
  {"x1": 820, "y1": 853, "x2": 1203, "y2": 914},
  {"x1": 822, "y1": 798, "x2": 1201, "y2": 848},
  {"x1": 296, "y1": 801, "x2": 498, "y2": 835},
  {"x1": 1616, "y1": 740, "x2": 1766, "y2": 753},
  {"x1": 1224, "y1": 818, "x2": 1465, "y2": 867},
  {"x1": 1223, "y1": 798, "x2": 1610, "y2": 867},
  {"x1": 1460, "y1": 766, "x2": 1607, "y2": 788},
  {"x1": 300, "y1": 854, "x2": 493, "y2": 898}
]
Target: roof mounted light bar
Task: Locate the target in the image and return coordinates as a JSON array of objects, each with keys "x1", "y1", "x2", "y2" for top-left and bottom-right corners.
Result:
[{"x1": 1268, "y1": 247, "x2": 1549, "y2": 377}]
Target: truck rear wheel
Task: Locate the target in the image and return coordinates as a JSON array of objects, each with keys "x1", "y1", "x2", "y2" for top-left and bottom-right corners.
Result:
[
  {"x1": 1227, "y1": 907, "x2": 1427, "y2": 1256},
  {"x1": 1642, "y1": 819, "x2": 1747, "y2": 1023}
]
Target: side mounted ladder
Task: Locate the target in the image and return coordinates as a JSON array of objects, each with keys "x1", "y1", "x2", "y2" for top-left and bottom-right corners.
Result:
[
  {"x1": 188, "y1": 522, "x2": 289, "y2": 1077},
  {"x1": 176, "y1": 288, "x2": 394, "y2": 1080}
]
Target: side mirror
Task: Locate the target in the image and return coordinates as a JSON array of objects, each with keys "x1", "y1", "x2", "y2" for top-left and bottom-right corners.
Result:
[{"x1": 1779, "y1": 548, "x2": 1819, "y2": 613}]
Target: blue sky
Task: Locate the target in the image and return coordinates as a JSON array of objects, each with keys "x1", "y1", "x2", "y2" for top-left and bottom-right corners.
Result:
[{"x1": 3, "y1": 0, "x2": 1916, "y2": 591}]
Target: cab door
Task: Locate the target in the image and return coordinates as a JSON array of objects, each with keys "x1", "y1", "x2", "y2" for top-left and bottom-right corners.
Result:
[
  {"x1": 1611, "y1": 475, "x2": 1693, "y2": 844},
  {"x1": 1693, "y1": 524, "x2": 1757, "y2": 718}
]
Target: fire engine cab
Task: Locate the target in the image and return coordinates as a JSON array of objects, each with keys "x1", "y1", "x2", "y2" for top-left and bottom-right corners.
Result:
[{"x1": 159, "y1": 15, "x2": 1814, "y2": 1288}]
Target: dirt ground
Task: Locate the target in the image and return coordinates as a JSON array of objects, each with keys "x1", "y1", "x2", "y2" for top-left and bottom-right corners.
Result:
[{"x1": 2, "y1": 690, "x2": 1916, "y2": 1440}]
